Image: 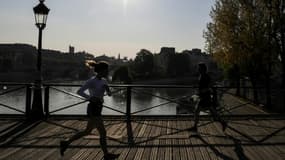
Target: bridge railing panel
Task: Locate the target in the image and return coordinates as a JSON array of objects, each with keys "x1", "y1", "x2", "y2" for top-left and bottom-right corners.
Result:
[{"x1": 0, "y1": 83, "x2": 31, "y2": 116}]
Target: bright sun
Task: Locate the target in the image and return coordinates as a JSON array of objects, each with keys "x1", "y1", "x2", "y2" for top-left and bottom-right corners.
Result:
[{"x1": 123, "y1": 0, "x2": 128, "y2": 7}]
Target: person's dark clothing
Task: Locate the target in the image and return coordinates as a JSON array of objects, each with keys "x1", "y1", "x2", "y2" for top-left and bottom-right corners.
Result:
[
  {"x1": 198, "y1": 73, "x2": 212, "y2": 108},
  {"x1": 87, "y1": 97, "x2": 103, "y2": 117},
  {"x1": 193, "y1": 68, "x2": 227, "y2": 132}
]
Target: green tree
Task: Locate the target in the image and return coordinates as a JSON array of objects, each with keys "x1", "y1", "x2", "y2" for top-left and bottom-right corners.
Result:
[{"x1": 204, "y1": 0, "x2": 280, "y2": 103}]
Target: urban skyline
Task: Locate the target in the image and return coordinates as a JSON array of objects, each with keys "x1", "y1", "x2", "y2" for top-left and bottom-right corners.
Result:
[{"x1": 0, "y1": 0, "x2": 214, "y2": 58}]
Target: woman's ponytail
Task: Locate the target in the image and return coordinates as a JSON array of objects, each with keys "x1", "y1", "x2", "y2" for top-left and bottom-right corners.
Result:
[
  {"x1": 85, "y1": 60, "x2": 96, "y2": 68},
  {"x1": 85, "y1": 60, "x2": 109, "y2": 73}
]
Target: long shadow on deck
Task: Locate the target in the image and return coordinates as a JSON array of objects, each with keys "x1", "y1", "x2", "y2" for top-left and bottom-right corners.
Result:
[
  {"x1": 193, "y1": 134, "x2": 251, "y2": 160},
  {"x1": 1, "y1": 119, "x2": 284, "y2": 152},
  {"x1": 0, "y1": 120, "x2": 41, "y2": 146},
  {"x1": 226, "y1": 122, "x2": 285, "y2": 143}
]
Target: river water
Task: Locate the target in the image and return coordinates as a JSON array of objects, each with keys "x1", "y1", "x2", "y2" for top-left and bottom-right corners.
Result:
[{"x1": 0, "y1": 84, "x2": 197, "y2": 115}]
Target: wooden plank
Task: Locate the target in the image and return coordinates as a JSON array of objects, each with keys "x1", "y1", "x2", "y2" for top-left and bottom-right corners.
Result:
[
  {"x1": 39, "y1": 120, "x2": 89, "y2": 160},
  {"x1": 195, "y1": 121, "x2": 215, "y2": 160},
  {"x1": 133, "y1": 121, "x2": 148, "y2": 160},
  {"x1": 84, "y1": 121, "x2": 121, "y2": 160},
  {"x1": 172, "y1": 120, "x2": 180, "y2": 160},
  {"x1": 157, "y1": 120, "x2": 168, "y2": 160},
  {"x1": 200, "y1": 123, "x2": 219, "y2": 160},
  {"x1": 80, "y1": 119, "x2": 116, "y2": 160},
  {"x1": 0, "y1": 120, "x2": 73, "y2": 160},
  {"x1": 243, "y1": 120, "x2": 276, "y2": 160},
  {"x1": 85, "y1": 128, "x2": 118, "y2": 160},
  {"x1": 257, "y1": 119, "x2": 285, "y2": 154},
  {"x1": 259, "y1": 119, "x2": 285, "y2": 135},
  {"x1": 108, "y1": 120, "x2": 126, "y2": 141},
  {"x1": 157, "y1": 139, "x2": 166, "y2": 160},
  {"x1": 181, "y1": 118, "x2": 196, "y2": 160},
  {"x1": 176, "y1": 120, "x2": 187, "y2": 160},
  {"x1": 179, "y1": 139, "x2": 188, "y2": 160},
  {"x1": 244, "y1": 120, "x2": 283, "y2": 160},
  {"x1": 203, "y1": 121, "x2": 233, "y2": 160},
  {"x1": 165, "y1": 137, "x2": 172, "y2": 160},
  {"x1": 227, "y1": 120, "x2": 267, "y2": 160},
  {"x1": 190, "y1": 123, "x2": 207, "y2": 160},
  {"x1": 0, "y1": 117, "x2": 284, "y2": 160},
  {"x1": 118, "y1": 120, "x2": 141, "y2": 160},
  {"x1": 0, "y1": 120, "x2": 20, "y2": 136},
  {"x1": 106, "y1": 120, "x2": 126, "y2": 159},
  {"x1": 24, "y1": 121, "x2": 74, "y2": 160},
  {"x1": 0, "y1": 120, "x2": 58, "y2": 159},
  {"x1": 222, "y1": 120, "x2": 254, "y2": 160},
  {"x1": 21, "y1": 120, "x2": 79, "y2": 160},
  {"x1": 150, "y1": 120, "x2": 162, "y2": 160},
  {"x1": 141, "y1": 120, "x2": 156, "y2": 160},
  {"x1": 74, "y1": 120, "x2": 120, "y2": 160},
  {"x1": 62, "y1": 119, "x2": 106, "y2": 160},
  {"x1": 125, "y1": 120, "x2": 145, "y2": 160},
  {"x1": 134, "y1": 121, "x2": 154, "y2": 160}
]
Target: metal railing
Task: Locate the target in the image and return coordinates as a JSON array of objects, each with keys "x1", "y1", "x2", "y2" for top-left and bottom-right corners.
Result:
[
  {"x1": 43, "y1": 84, "x2": 196, "y2": 116},
  {"x1": 1, "y1": 82, "x2": 282, "y2": 118},
  {"x1": 0, "y1": 83, "x2": 32, "y2": 116},
  {"x1": 1, "y1": 82, "x2": 284, "y2": 145}
]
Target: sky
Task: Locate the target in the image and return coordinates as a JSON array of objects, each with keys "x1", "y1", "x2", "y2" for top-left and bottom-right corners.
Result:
[{"x1": 0, "y1": 0, "x2": 215, "y2": 58}]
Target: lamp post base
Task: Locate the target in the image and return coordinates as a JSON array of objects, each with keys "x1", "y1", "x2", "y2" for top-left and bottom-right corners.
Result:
[{"x1": 30, "y1": 82, "x2": 44, "y2": 121}]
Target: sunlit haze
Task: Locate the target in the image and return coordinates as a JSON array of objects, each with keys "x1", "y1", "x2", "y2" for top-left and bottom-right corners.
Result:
[{"x1": 0, "y1": 0, "x2": 214, "y2": 58}]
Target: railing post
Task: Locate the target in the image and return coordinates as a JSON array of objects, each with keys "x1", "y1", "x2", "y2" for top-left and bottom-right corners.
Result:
[
  {"x1": 126, "y1": 86, "x2": 134, "y2": 145},
  {"x1": 126, "y1": 86, "x2": 132, "y2": 122},
  {"x1": 212, "y1": 86, "x2": 218, "y2": 110},
  {"x1": 30, "y1": 81, "x2": 44, "y2": 121},
  {"x1": 25, "y1": 84, "x2": 32, "y2": 118},
  {"x1": 242, "y1": 78, "x2": 246, "y2": 98},
  {"x1": 282, "y1": 86, "x2": 285, "y2": 112},
  {"x1": 44, "y1": 85, "x2": 50, "y2": 118}
]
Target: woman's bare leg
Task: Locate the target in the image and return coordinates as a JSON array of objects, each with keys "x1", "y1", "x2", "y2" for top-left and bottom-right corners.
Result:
[
  {"x1": 93, "y1": 116, "x2": 108, "y2": 155},
  {"x1": 67, "y1": 119, "x2": 94, "y2": 144},
  {"x1": 60, "y1": 119, "x2": 94, "y2": 155},
  {"x1": 193, "y1": 105, "x2": 201, "y2": 130}
]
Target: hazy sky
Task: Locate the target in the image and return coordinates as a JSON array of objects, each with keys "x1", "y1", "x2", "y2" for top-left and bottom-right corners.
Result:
[{"x1": 0, "y1": 0, "x2": 214, "y2": 58}]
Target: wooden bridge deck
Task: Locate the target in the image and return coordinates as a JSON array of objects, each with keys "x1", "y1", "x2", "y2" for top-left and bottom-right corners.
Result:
[
  {"x1": 0, "y1": 116, "x2": 284, "y2": 160},
  {"x1": 0, "y1": 91, "x2": 284, "y2": 160}
]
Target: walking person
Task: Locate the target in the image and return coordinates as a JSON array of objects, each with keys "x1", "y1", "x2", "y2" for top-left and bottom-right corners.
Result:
[
  {"x1": 191, "y1": 63, "x2": 227, "y2": 133},
  {"x1": 60, "y1": 61, "x2": 119, "y2": 160}
]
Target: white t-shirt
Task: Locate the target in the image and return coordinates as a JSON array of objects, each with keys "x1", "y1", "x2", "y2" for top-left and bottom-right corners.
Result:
[{"x1": 77, "y1": 76, "x2": 108, "y2": 101}]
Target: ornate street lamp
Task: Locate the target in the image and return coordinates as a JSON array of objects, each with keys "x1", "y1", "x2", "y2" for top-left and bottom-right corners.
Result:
[
  {"x1": 30, "y1": 0, "x2": 49, "y2": 120},
  {"x1": 33, "y1": 0, "x2": 49, "y2": 71}
]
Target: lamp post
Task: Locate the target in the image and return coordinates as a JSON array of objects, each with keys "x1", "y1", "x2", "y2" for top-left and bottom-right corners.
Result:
[
  {"x1": 265, "y1": 0, "x2": 272, "y2": 109},
  {"x1": 30, "y1": 0, "x2": 49, "y2": 120}
]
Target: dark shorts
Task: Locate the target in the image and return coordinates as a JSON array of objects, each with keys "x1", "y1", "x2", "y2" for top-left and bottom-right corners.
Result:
[
  {"x1": 87, "y1": 98, "x2": 103, "y2": 117},
  {"x1": 198, "y1": 94, "x2": 212, "y2": 108}
]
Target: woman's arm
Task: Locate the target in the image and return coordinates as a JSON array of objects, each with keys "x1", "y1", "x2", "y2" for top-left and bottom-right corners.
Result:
[
  {"x1": 105, "y1": 84, "x2": 112, "y2": 96},
  {"x1": 77, "y1": 80, "x2": 91, "y2": 99}
]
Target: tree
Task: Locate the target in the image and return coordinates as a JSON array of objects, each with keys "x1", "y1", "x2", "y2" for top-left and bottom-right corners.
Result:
[
  {"x1": 270, "y1": 0, "x2": 285, "y2": 85},
  {"x1": 132, "y1": 49, "x2": 154, "y2": 78},
  {"x1": 167, "y1": 53, "x2": 190, "y2": 77},
  {"x1": 204, "y1": 0, "x2": 278, "y2": 104},
  {"x1": 112, "y1": 66, "x2": 132, "y2": 84},
  {"x1": 270, "y1": 0, "x2": 285, "y2": 111}
]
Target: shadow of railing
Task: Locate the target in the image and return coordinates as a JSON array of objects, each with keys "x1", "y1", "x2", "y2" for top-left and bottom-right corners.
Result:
[
  {"x1": 1, "y1": 83, "x2": 285, "y2": 147},
  {"x1": 0, "y1": 120, "x2": 41, "y2": 146}
]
